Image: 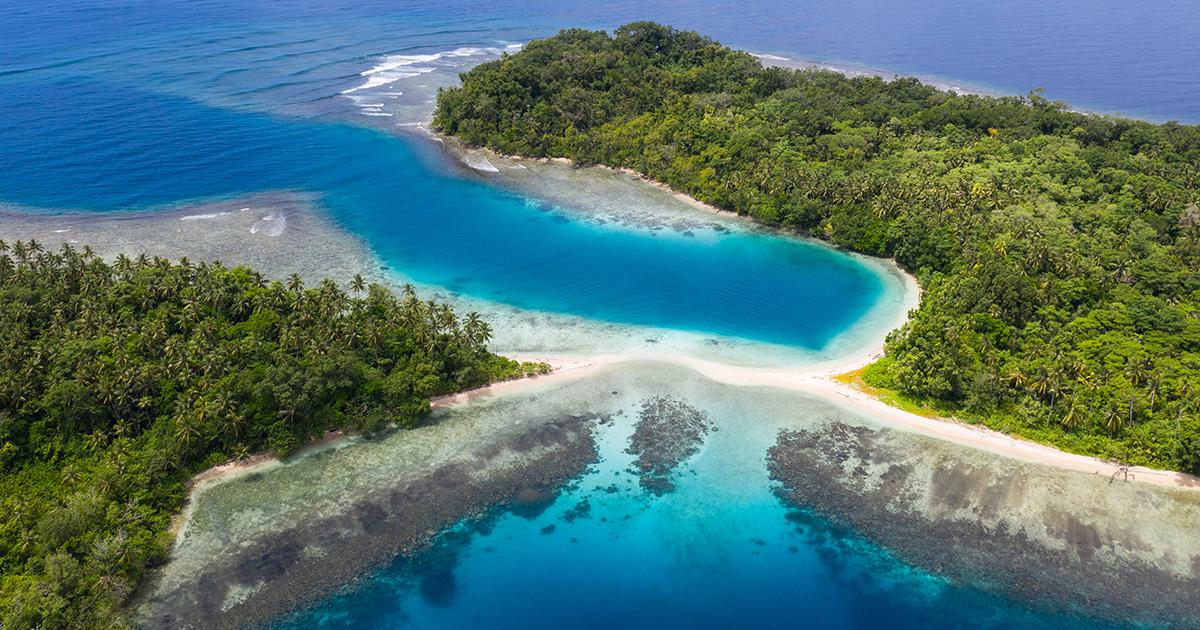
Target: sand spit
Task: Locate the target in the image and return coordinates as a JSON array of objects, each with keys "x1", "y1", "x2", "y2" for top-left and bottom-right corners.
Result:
[
  {"x1": 430, "y1": 135, "x2": 1198, "y2": 489},
  {"x1": 490, "y1": 350, "x2": 1200, "y2": 490},
  {"x1": 153, "y1": 360, "x2": 1200, "y2": 628},
  {"x1": 769, "y1": 421, "x2": 1200, "y2": 628},
  {"x1": 135, "y1": 412, "x2": 602, "y2": 628}
]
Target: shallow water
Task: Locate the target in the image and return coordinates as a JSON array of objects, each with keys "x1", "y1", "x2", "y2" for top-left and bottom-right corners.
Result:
[
  {"x1": 0, "y1": 77, "x2": 889, "y2": 352},
  {"x1": 0, "y1": 180, "x2": 909, "y2": 367},
  {"x1": 141, "y1": 362, "x2": 1188, "y2": 629}
]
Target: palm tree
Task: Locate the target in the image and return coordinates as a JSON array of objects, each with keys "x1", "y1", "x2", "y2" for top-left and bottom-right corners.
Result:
[
  {"x1": 1028, "y1": 370, "x2": 1049, "y2": 401},
  {"x1": 114, "y1": 253, "x2": 131, "y2": 274},
  {"x1": 173, "y1": 417, "x2": 201, "y2": 450},
  {"x1": 1145, "y1": 373, "x2": 1162, "y2": 414},
  {"x1": 1104, "y1": 405, "x2": 1123, "y2": 436},
  {"x1": 1046, "y1": 367, "x2": 1063, "y2": 411},
  {"x1": 1124, "y1": 357, "x2": 1149, "y2": 427},
  {"x1": 350, "y1": 273, "x2": 366, "y2": 296},
  {"x1": 1008, "y1": 364, "x2": 1027, "y2": 391},
  {"x1": 1177, "y1": 381, "x2": 1197, "y2": 440},
  {"x1": 287, "y1": 273, "x2": 304, "y2": 293},
  {"x1": 1060, "y1": 400, "x2": 1081, "y2": 430},
  {"x1": 85, "y1": 430, "x2": 107, "y2": 453},
  {"x1": 462, "y1": 312, "x2": 493, "y2": 346}
]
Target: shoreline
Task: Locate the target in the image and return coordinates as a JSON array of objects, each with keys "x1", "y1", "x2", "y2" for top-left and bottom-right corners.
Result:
[
  {"x1": 188, "y1": 342, "x2": 1200, "y2": 494},
  {"x1": 423, "y1": 135, "x2": 1200, "y2": 490},
  {"x1": 159, "y1": 139, "x2": 1198, "y2": 493},
  {"x1": 439, "y1": 353, "x2": 1200, "y2": 490},
  {"x1": 5, "y1": 143, "x2": 1192, "y2": 493},
  {"x1": 438, "y1": 131, "x2": 923, "y2": 364}
]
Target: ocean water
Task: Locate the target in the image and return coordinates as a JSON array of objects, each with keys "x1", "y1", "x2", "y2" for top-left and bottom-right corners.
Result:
[
  {"x1": 4, "y1": 1, "x2": 1197, "y2": 628},
  {"x1": 0, "y1": 78, "x2": 883, "y2": 349}
]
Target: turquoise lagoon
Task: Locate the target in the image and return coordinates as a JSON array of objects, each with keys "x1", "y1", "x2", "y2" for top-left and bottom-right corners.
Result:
[{"x1": 0, "y1": 79, "x2": 887, "y2": 354}]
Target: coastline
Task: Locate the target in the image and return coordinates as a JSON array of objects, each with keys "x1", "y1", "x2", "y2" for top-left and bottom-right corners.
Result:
[
  {"x1": 9, "y1": 14, "x2": 1200, "y2": 628},
  {"x1": 438, "y1": 131, "x2": 923, "y2": 362},
  {"x1": 498, "y1": 353, "x2": 1200, "y2": 490},
  {"x1": 152, "y1": 356, "x2": 1200, "y2": 630},
  {"x1": 11, "y1": 151, "x2": 1188, "y2": 494},
  {"x1": 4, "y1": 164, "x2": 1191, "y2": 493},
  {"x1": 195, "y1": 336, "x2": 1199, "y2": 495},
  {"x1": 426, "y1": 135, "x2": 1200, "y2": 490}
]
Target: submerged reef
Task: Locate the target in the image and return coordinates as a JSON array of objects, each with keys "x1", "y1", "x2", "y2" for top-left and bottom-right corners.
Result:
[
  {"x1": 626, "y1": 396, "x2": 713, "y2": 495},
  {"x1": 768, "y1": 422, "x2": 1200, "y2": 628},
  {"x1": 135, "y1": 413, "x2": 602, "y2": 629}
]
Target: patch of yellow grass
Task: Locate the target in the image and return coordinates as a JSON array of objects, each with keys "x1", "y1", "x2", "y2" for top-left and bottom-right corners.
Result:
[{"x1": 833, "y1": 367, "x2": 942, "y2": 419}]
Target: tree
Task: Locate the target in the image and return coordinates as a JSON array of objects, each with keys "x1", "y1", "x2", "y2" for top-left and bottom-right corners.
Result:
[{"x1": 0, "y1": 242, "x2": 544, "y2": 626}]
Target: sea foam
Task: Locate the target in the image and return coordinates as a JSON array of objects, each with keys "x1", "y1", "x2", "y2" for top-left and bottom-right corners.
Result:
[
  {"x1": 340, "y1": 44, "x2": 523, "y2": 120},
  {"x1": 179, "y1": 211, "x2": 232, "y2": 221}
]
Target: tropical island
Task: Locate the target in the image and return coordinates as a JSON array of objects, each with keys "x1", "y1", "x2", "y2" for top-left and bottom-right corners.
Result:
[
  {"x1": 0, "y1": 242, "x2": 545, "y2": 627},
  {"x1": 435, "y1": 21, "x2": 1200, "y2": 472},
  {"x1": 3, "y1": 18, "x2": 1200, "y2": 630}
]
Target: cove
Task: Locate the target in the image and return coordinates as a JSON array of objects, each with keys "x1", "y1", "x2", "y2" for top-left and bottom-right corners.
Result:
[{"x1": 0, "y1": 77, "x2": 883, "y2": 349}]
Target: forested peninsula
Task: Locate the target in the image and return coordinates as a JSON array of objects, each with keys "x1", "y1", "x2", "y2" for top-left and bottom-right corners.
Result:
[
  {"x1": 0, "y1": 241, "x2": 544, "y2": 627},
  {"x1": 435, "y1": 22, "x2": 1200, "y2": 472}
]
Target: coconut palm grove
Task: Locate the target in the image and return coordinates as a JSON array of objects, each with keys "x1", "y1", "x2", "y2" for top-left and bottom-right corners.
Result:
[{"x1": 0, "y1": 241, "x2": 545, "y2": 626}]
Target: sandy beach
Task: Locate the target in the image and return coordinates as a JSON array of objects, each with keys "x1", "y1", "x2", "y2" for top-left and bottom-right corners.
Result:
[{"x1": 427, "y1": 346, "x2": 1200, "y2": 490}]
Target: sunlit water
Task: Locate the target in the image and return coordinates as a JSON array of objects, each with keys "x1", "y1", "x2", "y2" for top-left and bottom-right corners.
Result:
[
  {"x1": 3, "y1": 1, "x2": 1197, "y2": 628},
  {"x1": 191, "y1": 363, "x2": 1138, "y2": 630}
]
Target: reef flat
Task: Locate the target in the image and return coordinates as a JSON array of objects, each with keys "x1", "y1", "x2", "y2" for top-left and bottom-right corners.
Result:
[
  {"x1": 134, "y1": 395, "x2": 603, "y2": 628},
  {"x1": 627, "y1": 396, "x2": 714, "y2": 495},
  {"x1": 769, "y1": 422, "x2": 1200, "y2": 628}
]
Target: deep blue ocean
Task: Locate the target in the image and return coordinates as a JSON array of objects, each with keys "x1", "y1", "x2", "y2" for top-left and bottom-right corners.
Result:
[{"x1": 2, "y1": 1, "x2": 1195, "y2": 628}]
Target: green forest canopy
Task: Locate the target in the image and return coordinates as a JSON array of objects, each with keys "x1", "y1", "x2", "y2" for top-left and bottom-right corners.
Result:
[
  {"x1": 0, "y1": 241, "x2": 544, "y2": 627},
  {"x1": 436, "y1": 22, "x2": 1200, "y2": 471}
]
